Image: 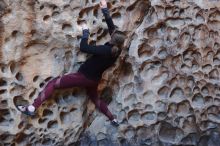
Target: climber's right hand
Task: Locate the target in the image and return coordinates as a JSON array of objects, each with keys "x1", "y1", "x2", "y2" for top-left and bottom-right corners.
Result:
[{"x1": 100, "y1": 0, "x2": 107, "y2": 9}]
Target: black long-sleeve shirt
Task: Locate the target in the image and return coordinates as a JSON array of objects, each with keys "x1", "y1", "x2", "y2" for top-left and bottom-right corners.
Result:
[{"x1": 78, "y1": 8, "x2": 118, "y2": 81}]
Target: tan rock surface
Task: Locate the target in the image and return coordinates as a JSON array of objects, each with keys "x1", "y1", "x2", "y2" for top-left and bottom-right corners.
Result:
[{"x1": 1, "y1": 0, "x2": 220, "y2": 145}]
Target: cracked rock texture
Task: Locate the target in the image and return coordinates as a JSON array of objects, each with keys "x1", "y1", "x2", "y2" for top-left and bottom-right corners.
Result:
[{"x1": 1, "y1": 0, "x2": 220, "y2": 146}]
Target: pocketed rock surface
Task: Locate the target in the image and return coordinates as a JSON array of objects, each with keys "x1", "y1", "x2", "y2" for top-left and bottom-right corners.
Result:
[{"x1": 1, "y1": 0, "x2": 220, "y2": 146}]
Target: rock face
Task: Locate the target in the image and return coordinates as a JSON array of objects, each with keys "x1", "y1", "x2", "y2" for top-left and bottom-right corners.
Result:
[{"x1": 1, "y1": 0, "x2": 220, "y2": 145}]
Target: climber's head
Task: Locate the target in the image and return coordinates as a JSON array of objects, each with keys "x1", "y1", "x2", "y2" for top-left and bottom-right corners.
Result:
[{"x1": 110, "y1": 30, "x2": 127, "y2": 48}]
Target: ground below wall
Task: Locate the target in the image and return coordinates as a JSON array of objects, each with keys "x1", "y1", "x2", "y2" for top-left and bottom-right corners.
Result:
[{"x1": 1, "y1": 0, "x2": 220, "y2": 146}]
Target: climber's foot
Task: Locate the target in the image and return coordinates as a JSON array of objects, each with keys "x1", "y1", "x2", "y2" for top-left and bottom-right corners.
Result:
[
  {"x1": 111, "y1": 118, "x2": 119, "y2": 127},
  {"x1": 16, "y1": 105, "x2": 35, "y2": 116}
]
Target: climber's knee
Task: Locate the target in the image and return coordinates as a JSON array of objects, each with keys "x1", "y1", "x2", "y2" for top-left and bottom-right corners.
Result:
[{"x1": 54, "y1": 76, "x2": 61, "y2": 89}]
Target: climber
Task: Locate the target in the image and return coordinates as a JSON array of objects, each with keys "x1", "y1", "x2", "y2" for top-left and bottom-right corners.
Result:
[{"x1": 15, "y1": 0, "x2": 126, "y2": 126}]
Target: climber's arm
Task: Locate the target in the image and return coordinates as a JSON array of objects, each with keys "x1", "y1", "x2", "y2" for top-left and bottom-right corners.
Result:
[
  {"x1": 100, "y1": 0, "x2": 116, "y2": 35},
  {"x1": 80, "y1": 29, "x2": 112, "y2": 56}
]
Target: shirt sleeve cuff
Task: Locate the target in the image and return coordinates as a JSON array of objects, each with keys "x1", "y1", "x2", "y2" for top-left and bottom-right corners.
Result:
[
  {"x1": 101, "y1": 8, "x2": 110, "y2": 18},
  {"x1": 82, "y1": 29, "x2": 90, "y2": 39}
]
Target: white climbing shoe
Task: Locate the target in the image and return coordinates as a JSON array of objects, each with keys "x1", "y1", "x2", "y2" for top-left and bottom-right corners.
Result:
[
  {"x1": 16, "y1": 105, "x2": 35, "y2": 116},
  {"x1": 111, "y1": 119, "x2": 119, "y2": 127}
]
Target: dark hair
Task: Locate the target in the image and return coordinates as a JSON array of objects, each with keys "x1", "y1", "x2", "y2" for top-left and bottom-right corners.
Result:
[{"x1": 110, "y1": 30, "x2": 127, "y2": 48}]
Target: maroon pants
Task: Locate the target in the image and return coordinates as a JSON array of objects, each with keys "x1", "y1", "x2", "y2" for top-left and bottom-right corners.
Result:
[{"x1": 32, "y1": 72, "x2": 114, "y2": 120}]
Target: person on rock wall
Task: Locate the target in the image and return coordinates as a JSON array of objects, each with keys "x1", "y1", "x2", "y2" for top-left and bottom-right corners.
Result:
[{"x1": 16, "y1": 0, "x2": 126, "y2": 126}]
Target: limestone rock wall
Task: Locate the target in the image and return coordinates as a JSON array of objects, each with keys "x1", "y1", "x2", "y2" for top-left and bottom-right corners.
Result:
[{"x1": 1, "y1": 0, "x2": 220, "y2": 146}]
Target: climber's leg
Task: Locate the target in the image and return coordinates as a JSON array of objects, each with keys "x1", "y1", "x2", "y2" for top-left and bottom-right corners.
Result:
[
  {"x1": 17, "y1": 72, "x2": 96, "y2": 116},
  {"x1": 86, "y1": 86, "x2": 114, "y2": 121}
]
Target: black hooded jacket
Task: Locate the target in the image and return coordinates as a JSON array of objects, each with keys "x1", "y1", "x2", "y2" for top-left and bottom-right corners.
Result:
[{"x1": 78, "y1": 8, "x2": 119, "y2": 81}]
